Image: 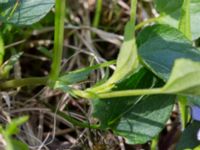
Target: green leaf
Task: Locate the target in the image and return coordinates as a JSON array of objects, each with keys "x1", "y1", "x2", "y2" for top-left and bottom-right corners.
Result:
[
  {"x1": 92, "y1": 68, "x2": 175, "y2": 144},
  {"x1": 108, "y1": 21, "x2": 138, "y2": 84},
  {"x1": 155, "y1": 0, "x2": 200, "y2": 40},
  {"x1": 0, "y1": 116, "x2": 29, "y2": 150},
  {"x1": 92, "y1": 68, "x2": 152, "y2": 128},
  {"x1": 163, "y1": 59, "x2": 200, "y2": 95},
  {"x1": 114, "y1": 94, "x2": 175, "y2": 144},
  {"x1": 190, "y1": 0, "x2": 200, "y2": 40},
  {"x1": 137, "y1": 24, "x2": 200, "y2": 81},
  {"x1": 0, "y1": 0, "x2": 54, "y2": 25},
  {"x1": 177, "y1": 121, "x2": 200, "y2": 150},
  {"x1": 89, "y1": 21, "x2": 139, "y2": 93},
  {"x1": 0, "y1": 0, "x2": 8, "y2": 3},
  {"x1": 155, "y1": 0, "x2": 183, "y2": 14}
]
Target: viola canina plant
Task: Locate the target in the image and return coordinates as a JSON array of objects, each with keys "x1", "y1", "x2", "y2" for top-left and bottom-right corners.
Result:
[{"x1": 1, "y1": 0, "x2": 200, "y2": 149}]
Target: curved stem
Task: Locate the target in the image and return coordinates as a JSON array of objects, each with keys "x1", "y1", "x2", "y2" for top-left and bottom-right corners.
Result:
[{"x1": 135, "y1": 15, "x2": 163, "y2": 31}]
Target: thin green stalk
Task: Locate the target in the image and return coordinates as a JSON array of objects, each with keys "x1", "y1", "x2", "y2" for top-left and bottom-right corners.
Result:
[
  {"x1": 135, "y1": 15, "x2": 163, "y2": 31},
  {"x1": 98, "y1": 88, "x2": 162, "y2": 99},
  {"x1": 7, "y1": 0, "x2": 19, "y2": 20},
  {"x1": 0, "y1": 32, "x2": 5, "y2": 66},
  {"x1": 0, "y1": 77, "x2": 48, "y2": 89},
  {"x1": 151, "y1": 136, "x2": 158, "y2": 150},
  {"x1": 74, "y1": 88, "x2": 163, "y2": 99},
  {"x1": 49, "y1": 0, "x2": 66, "y2": 83},
  {"x1": 130, "y1": 0, "x2": 137, "y2": 24},
  {"x1": 93, "y1": 0, "x2": 102, "y2": 28},
  {"x1": 178, "y1": 0, "x2": 191, "y2": 129},
  {"x1": 178, "y1": 96, "x2": 188, "y2": 129}
]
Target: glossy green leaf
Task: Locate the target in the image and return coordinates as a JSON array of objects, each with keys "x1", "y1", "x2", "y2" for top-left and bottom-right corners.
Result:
[
  {"x1": 114, "y1": 94, "x2": 175, "y2": 144},
  {"x1": 92, "y1": 68, "x2": 175, "y2": 144},
  {"x1": 177, "y1": 121, "x2": 200, "y2": 150},
  {"x1": 0, "y1": 0, "x2": 54, "y2": 25},
  {"x1": 137, "y1": 24, "x2": 200, "y2": 81}
]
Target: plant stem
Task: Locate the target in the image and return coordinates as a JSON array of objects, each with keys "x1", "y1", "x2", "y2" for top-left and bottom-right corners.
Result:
[
  {"x1": 0, "y1": 32, "x2": 5, "y2": 66},
  {"x1": 130, "y1": 0, "x2": 137, "y2": 25},
  {"x1": 178, "y1": 96, "x2": 188, "y2": 130},
  {"x1": 178, "y1": 0, "x2": 191, "y2": 130},
  {"x1": 135, "y1": 15, "x2": 163, "y2": 31},
  {"x1": 98, "y1": 88, "x2": 163, "y2": 99},
  {"x1": 49, "y1": 0, "x2": 65, "y2": 83},
  {"x1": 0, "y1": 77, "x2": 48, "y2": 89},
  {"x1": 178, "y1": 0, "x2": 191, "y2": 39},
  {"x1": 93, "y1": 0, "x2": 102, "y2": 28},
  {"x1": 151, "y1": 136, "x2": 158, "y2": 150}
]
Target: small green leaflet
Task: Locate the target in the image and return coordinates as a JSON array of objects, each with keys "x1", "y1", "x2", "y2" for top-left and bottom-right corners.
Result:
[{"x1": 163, "y1": 59, "x2": 200, "y2": 96}]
